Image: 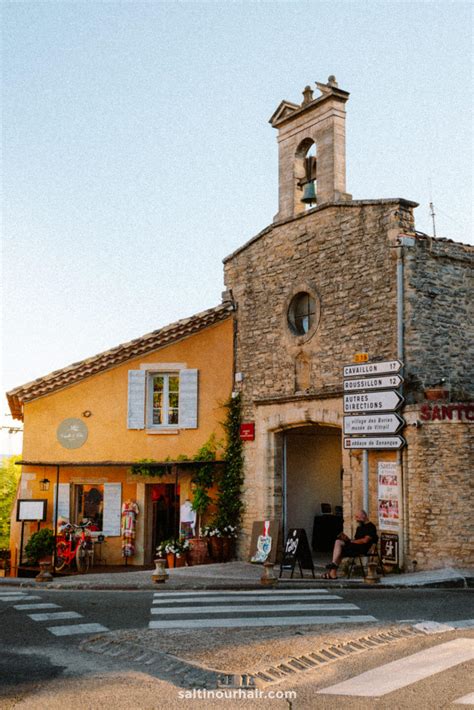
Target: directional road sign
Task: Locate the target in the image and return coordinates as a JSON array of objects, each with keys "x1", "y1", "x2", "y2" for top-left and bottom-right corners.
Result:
[
  {"x1": 344, "y1": 390, "x2": 404, "y2": 413},
  {"x1": 343, "y1": 375, "x2": 404, "y2": 392},
  {"x1": 343, "y1": 360, "x2": 403, "y2": 378},
  {"x1": 343, "y1": 436, "x2": 406, "y2": 450},
  {"x1": 343, "y1": 413, "x2": 405, "y2": 435}
]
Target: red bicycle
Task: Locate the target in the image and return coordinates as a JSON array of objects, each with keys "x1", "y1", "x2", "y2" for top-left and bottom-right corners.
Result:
[{"x1": 55, "y1": 522, "x2": 93, "y2": 573}]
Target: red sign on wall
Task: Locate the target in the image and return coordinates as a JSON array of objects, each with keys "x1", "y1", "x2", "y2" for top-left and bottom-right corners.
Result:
[{"x1": 240, "y1": 422, "x2": 255, "y2": 441}]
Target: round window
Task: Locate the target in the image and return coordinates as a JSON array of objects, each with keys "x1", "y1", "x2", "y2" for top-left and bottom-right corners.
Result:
[{"x1": 288, "y1": 292, "x2": 317, "y2": 335}]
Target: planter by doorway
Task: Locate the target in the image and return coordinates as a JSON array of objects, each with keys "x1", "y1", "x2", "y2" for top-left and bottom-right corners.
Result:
[
  {"x1": 188, "y1": 538, "x2": 210, "y2": 566},
  {"x1": 424, "y1": 388, "x2": 449, "y2": 401},
  {"x1": 209, "y1": 536, "x2": 223, "y2": 563},
  {"x1": 166, "y1": 553, "x2": 187, "y2": 569}
]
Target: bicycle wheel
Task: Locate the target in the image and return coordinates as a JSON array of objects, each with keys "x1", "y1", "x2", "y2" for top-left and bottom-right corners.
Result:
[
  {"x1": 76, "y1": 542, "x2": 90, "y2": 573},
  {"x1": 55, "y1": 543, "x2": 68, "y2": 572}
]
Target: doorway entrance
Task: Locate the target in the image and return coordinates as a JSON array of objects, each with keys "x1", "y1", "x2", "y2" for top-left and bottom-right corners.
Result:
[
  {"x1": 283, "y1": 424, "x2": 342, "y2": 555},
  {"x1": 149, "y1": 483, "x2": 180, "y2": 558}
]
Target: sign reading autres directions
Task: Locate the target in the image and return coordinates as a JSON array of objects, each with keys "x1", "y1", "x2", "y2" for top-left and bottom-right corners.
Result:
[{"x1": 343, "y1": 390, "x2": 404, "y2": 414}]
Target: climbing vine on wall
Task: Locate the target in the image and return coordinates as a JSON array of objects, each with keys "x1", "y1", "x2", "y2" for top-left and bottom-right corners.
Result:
[{"x1": 213, "y1": 393, "x2": 244, "y2": 530}]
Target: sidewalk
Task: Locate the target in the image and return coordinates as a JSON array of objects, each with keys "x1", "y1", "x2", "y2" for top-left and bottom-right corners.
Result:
[{"x1": 1, "y1": 561, "x2": 472, "y2": 590}]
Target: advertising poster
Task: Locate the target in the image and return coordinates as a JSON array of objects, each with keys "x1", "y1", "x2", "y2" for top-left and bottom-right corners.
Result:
[{"x1": 377, "y1": 462, "x2": 401, "y2": 531}]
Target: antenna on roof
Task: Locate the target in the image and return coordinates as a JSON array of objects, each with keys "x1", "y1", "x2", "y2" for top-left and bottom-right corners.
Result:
[{"x1": 429, "y1": 178, "x2": 437, "y2": 238}]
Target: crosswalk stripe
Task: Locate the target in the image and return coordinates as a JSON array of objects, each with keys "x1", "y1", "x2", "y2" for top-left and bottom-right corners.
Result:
[
  {"x1": 28, "y1": 611, "x2": 82, "y2": 621},
  {"x1": 152, "y1": 589, "x2": 332, "y2": 597},
  {"x1": 454, "y1": 691, "x2": 474, "y2": 705},
  {"x1": 151, "y1": 603, "x2": 359, "y2": 615},
  {"x1": 0, "y1": 595, "x2": 42, "y2": 602},
  {"x1": 317, "y1": 637, "x2": 474, "y2": 697},
  {"x1": 153, "y1": 594, "x2": 342, "y2": 605},
  {"x1": 13, "y1": 603, "x2": 61, "y2": 610},
  {"x1": 0, "y1": 590, "x2": 27, "y2": 595},
  {"x1": 47, "y1": 623, "x2": 110, "y2": 636},
  {"x1": 149, "y1": 615, "x2": 377, "y2": 629}
]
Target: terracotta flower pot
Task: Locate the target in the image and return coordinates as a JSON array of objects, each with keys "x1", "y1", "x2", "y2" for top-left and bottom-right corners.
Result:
[
  {"x1": 166, "y1": 553, "x2": 186, "y2": 568},
  {"x1": 221, "y1": 537, "x2": 235, "y2": 562},
  {"x1": 424, "y1": 388, "x2": 449, "y2": 400},
  {"x1": 188, "y1": 538, "x2": 210, "y2": 566},
  {"x1": 209, "y1": 536, "x2": 223, "y2": 562}
]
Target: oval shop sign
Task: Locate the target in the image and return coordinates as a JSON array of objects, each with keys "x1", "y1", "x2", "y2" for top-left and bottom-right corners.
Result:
[{"x1": 57, "y1": 418, "x2": 88, "y2": 449}]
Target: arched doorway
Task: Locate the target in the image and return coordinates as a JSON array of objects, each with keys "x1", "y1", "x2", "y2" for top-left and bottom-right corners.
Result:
[{"x1": 282, "y1": 424, "x2": 343, "y2": 555}]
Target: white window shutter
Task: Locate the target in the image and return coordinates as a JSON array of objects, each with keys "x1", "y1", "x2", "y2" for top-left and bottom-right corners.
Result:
[
  {"x1": 127, "y1": 370, "x2": 146, "y2": 429},
  {"x1": 179, "y1": 369, "x2": 198, "y2": 429},
  {"x1": 102, "y1": 483, "x2": 122, "y2": 536},
  {"x1": 53, "y1": 484, "x2": 70, "y2": 525}
]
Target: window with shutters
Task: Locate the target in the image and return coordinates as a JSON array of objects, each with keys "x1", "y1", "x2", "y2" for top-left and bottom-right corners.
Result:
[
  {"x1": 148, "y1": 373, "x2": 180, "y2": 427},
  {"x1": 127, "y1": 367, "x2": 198, "y2": 430}
]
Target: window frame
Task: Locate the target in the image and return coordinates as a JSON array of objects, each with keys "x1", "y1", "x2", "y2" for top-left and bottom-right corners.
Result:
[{"x1": 147, "y1": 372, "x2": 180, "y2": 429}]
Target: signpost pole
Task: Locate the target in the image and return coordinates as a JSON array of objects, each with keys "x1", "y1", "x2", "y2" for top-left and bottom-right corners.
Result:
[{"x1": 362, "y1": 450, "x2": 369, "y2": 514}]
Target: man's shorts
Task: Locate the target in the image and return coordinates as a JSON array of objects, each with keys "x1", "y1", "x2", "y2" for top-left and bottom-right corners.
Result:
[{"x1": 341, "y1": 542, "x2": 371, "y2": 558}]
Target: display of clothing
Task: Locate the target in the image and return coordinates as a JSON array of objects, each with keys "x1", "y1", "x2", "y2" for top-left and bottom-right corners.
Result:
[
  {"x1": 180, "y1": 499, "x2": 196, "y2": 538},
  {"x1": 121, "y1": 500, "x2": 139, "y2": 557}
]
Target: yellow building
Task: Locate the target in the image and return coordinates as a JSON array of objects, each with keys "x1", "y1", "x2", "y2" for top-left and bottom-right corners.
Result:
[{"x1": 7, "y1": 303, "x2": 234, "y2": 571}]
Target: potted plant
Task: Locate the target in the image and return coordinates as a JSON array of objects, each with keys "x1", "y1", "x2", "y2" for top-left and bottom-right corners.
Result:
[
  {"x1": 156, "y1": 537, "x2": 189, "y2": 568},
  {"x1": 201, "y1": 525, "x2": 223, "y2": 562},
  {"x1": 424, "y1": 379, "x2": 449, "y2": 400},
  {"x1": 24, "y1": 528, "x2": 55, "y2": 566}
]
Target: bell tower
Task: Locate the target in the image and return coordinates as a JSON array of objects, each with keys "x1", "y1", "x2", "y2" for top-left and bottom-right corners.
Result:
[{"x1": 269, "y1": 76, "x2": 352, "y2": 222}]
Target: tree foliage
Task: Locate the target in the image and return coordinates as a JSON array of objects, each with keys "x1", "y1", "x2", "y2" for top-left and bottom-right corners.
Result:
[{"x1": 0, "y1": 456, "x2": 21, "y2": 548}]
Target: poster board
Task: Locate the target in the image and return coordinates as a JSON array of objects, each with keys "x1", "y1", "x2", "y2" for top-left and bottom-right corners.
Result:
[
  {"x1": 248, "y1": 520, "x2": 280, "y2": 564},
  {"x1": 279, "y1": 528, "x2": 315, "y2": 578},
  {"x1": 17, "y1": 499, "x2": 47, "y2": 522},
  {"x1": 377, "y1": 462, "x2": 401, "y2": 532}
]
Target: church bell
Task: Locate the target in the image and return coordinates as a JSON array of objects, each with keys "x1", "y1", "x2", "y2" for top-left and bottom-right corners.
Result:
[{"x1": 301, "y1": 181, "x2": 317, "y2": 205}]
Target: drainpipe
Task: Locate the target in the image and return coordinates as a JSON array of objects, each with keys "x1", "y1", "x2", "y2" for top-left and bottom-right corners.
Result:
[
  {"x1": 362, "y1": 450, "x2": 369, "y2": 514},
  {"x1": 282, "y1": 431, "x2": 287, "y2": 543},
  {"x1": 396, "y1": 235, "x2": 415, "y2": 571}
]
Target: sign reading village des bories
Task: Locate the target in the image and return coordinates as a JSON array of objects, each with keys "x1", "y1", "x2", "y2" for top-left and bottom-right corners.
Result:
[{"x1": 57, "y1": 418, "x2": 88, "y2": 449}]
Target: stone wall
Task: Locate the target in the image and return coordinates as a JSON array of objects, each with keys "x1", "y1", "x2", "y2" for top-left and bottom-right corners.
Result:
[
  {"x1": 404, "y1": 236, "x2": 474, "y2": 400},
  {"x1": 404, "y1": 405, "x2": 473, "y2": 569},
  {"x1": 224, "y1": 199, "x2": 416, "y2": 422}
]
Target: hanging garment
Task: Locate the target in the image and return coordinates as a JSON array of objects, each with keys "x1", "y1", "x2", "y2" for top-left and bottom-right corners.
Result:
[{"x1": 121, "y1": 501, "x2": 139, "y2": 557}]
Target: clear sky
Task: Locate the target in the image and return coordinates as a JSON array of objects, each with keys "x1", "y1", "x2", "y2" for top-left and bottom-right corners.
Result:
[{"x1": 2, "y1": 0, "x2": 472, "y2": 408}]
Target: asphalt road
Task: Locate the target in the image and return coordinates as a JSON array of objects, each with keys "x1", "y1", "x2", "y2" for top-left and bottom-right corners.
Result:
[{"x1": 0, "y1": 587, "x2": 472, "y2": 709}]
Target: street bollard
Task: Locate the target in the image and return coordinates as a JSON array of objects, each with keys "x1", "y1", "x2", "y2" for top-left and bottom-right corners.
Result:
[
  {"x1": 364, "y1": 558, "x2": 380, "y2": 585},
  {"x1": 35, "y1": 560, "x2": 53, "y2": 583},
  {"x1": 260, "y1": 560, "x2": 278, "y2": 586},
  {"x1": 152, "y1": 557, "x2": 169, "y2": 584}
]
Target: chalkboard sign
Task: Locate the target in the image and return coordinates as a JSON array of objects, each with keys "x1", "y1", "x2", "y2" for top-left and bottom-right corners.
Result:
[{"x1": 279, "y1": 528, "x2": 315, "y2": 578}]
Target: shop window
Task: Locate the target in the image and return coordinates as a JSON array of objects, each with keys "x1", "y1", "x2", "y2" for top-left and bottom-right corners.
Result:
[{"x1": 74, "y1": 484, "x2": 104, "y2": 531}]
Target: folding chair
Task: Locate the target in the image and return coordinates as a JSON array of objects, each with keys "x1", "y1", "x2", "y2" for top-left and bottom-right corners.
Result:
[{"x1": 346, "y1": 543, "x2": 385, "y2": 579}]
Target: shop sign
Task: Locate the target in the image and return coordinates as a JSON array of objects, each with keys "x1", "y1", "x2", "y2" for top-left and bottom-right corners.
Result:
[
  {"x1": 343, "y1": 360, "x2": 403, "y2": 377},
  {"x1": 381, "y1": 532, "x2": 399, "y2": 565},
  {"x1": 343, "y1": 390, "x2": 404, "y2": 413},
  {"x1": 57, "y1": 418, "x2": 88, "y2": 449},
  {"x1": 420, "y1": 403, "x2": 474, "y2": 421},
  {"x1": 344, "y1": 435, "x2": 406, "y2": 450},
  {"x1": 240, "y1": 422, "x2": 255, "y2": 441},
  {"x1": 16, "y1": 499, "x2": 47, "y2": 522},
  {"x1": 343, "y1": 413, "x2": 404, "y2": 435}
]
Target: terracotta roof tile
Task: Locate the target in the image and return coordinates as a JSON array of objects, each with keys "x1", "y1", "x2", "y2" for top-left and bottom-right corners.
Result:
[{"x1": 7, "y1": 302, "x2": 234, "y2": 420}]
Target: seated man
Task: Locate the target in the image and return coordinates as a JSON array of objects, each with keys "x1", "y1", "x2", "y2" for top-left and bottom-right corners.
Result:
[{"x1": 322, "y1": 510, "x2": 378, "y2": 579}]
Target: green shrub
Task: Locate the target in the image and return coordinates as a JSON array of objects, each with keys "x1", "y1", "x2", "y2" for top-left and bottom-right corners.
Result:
[{"x1": 24, "y1": 528, "x2": 55, "y2": 564}]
